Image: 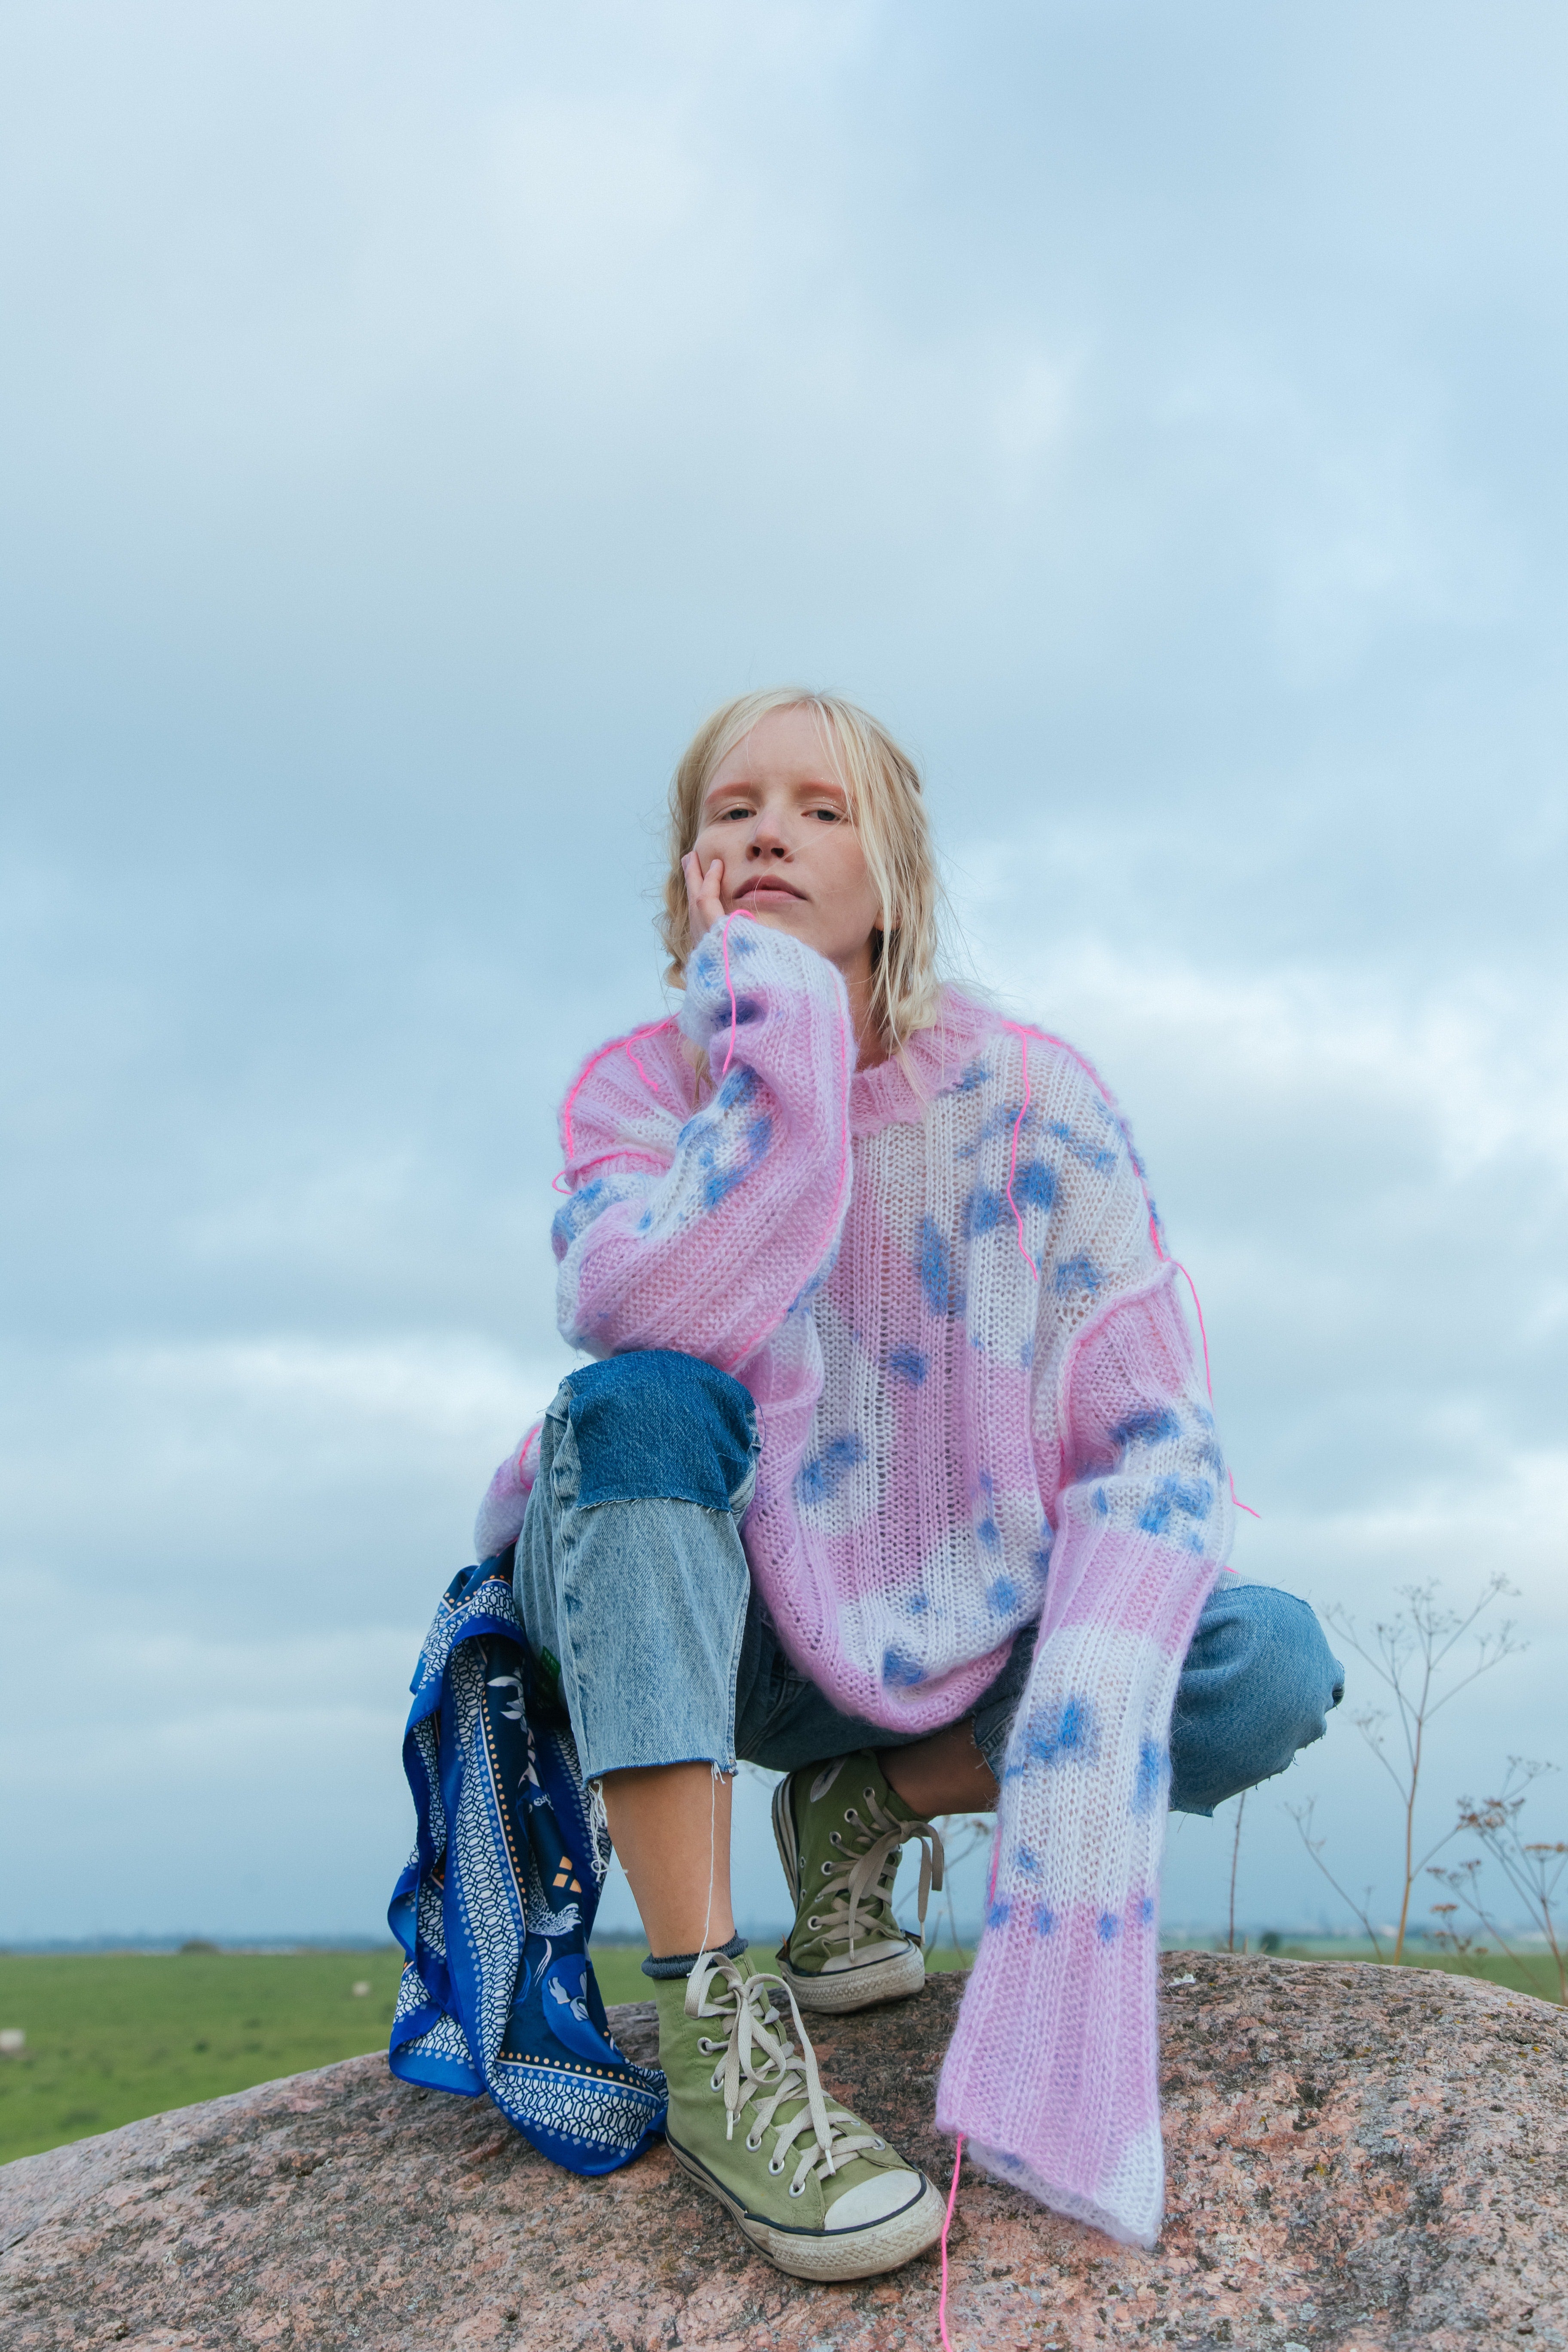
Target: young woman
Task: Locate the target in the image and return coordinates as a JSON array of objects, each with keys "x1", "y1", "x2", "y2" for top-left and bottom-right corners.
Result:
[{"x1": 476, "y1": 689, "x2": 1342, "y2": 2272}]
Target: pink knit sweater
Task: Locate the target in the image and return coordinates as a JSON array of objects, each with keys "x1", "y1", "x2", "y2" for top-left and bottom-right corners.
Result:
[{"x1": 477, "y1": 918, "x2": 1232, "y2": 2245}]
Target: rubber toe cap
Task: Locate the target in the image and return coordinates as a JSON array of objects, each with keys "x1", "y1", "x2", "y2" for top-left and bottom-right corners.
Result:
[{"x1": 824, "y1": 2168, "x2": 924, "y2": 2231}]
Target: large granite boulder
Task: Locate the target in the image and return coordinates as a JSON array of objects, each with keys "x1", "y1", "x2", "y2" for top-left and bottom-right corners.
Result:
[{"x1": 2, "y1": 1952, "x2": 1564, "y2": 2350}]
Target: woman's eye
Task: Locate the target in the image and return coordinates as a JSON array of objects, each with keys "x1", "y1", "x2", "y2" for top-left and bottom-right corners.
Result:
[{"x1": 810, "y1": 807, "x2": 843, "y2": 823}]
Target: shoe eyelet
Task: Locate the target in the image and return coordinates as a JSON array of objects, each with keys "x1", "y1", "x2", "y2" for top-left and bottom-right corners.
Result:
[
  {"x1": 820, "y1": 1860, "x2": 833, "y2": 1875},
  {"x1": 806, "y1": 1917, "x2": 820, "y2": 1931},
  {"x1": 830, "y1": 1832, "x2": 843, "y2": 1847},
  {"x1": 872, "y1": 2138, "x2": 885, "y2": 2149},
  {"x1": 844, "y1": 1808, "x2": 861, "y2": 1824},
  {"x1": 788, "y1": 2180, "x2": 805, "y2": 2197},
  {"x1": 768, "y1": 2158, "x2": 784, "y2": 2175},
  {"x1": 745, "y1": 2135, "x2": 762, "y2": 2152},
  {"x1": 710, "y1": 2071, "x2": 723, "y2": 2092},
  {"x1": 698, "y1": 2038, "x2": 716, "y2": 2053}
]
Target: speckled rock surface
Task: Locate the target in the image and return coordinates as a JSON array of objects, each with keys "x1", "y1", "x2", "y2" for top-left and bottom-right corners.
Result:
[{"x1": 2, "y1": 1953, "x2": 1565, "y2": 2350}]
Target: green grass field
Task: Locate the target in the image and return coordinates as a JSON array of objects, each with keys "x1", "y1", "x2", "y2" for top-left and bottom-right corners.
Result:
[
  {"x1": 0, "y1": 1948, "x2": 408, "y2": 2166},
  {"x1": 0, "y1": 1938, "x2": 1556, "y2": 2168}
]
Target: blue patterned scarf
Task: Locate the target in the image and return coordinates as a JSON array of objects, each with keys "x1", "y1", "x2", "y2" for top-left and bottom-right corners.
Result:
[{"x1": 387, "y1": 1557, "x2": 667, "y2": 2173}]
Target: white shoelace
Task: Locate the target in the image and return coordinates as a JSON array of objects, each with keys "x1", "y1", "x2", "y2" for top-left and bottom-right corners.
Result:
[
  {"x1": 804, "y1": 1786, "x2": 945, "y2": 1959},
  {"x1": 684, "y1": 1953, "x2": 884, "y2": 2198}
]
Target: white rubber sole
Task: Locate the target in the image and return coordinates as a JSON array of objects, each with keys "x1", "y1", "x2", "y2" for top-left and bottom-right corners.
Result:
[
  {"x1": 775, "y1": 1941, "x2": 928, "y2": 2012},
  {"x1": 666, "y1": 2134, "x2": 946, "y2": 2280},
  {"x1": 771, "y1": 1773, "x2": 928, "y2": 2014}
]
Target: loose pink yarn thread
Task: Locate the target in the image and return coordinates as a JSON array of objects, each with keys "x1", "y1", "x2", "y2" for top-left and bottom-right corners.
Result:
[
  {"x1": 622, "y1": 1040, "x2": 665, "y2": 1101},
  {"x1": 938, "y1": 2133, "x2": 965, "y2": 2352},
  {"x1": 561, "y1": 1021, "x2": 674, "y2": 1157},
  {"x1": 554, "y1": 1020, "x2": 677, "y2": 1191}
]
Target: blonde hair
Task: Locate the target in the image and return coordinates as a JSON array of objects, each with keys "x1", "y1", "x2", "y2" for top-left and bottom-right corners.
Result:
[{"x1": 660, "y1": 689, "x2": 943, "y2": 1050}]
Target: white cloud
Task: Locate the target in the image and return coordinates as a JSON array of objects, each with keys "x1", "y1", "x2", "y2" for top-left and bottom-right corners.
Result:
[{"x1": 3, "y1": 0, "x2": 1565, "y2": 1944}]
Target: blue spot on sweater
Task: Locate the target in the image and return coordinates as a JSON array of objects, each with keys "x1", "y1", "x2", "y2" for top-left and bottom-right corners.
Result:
[
  {"x1": 1137, "y1": 1476, "x2": 1214, "y2": 1535},
  {"x1": 701, "y1": 1113, "x2": 773, "y2": 1209},
  {"x1": 986, "y1": 1576, "x2": 1017, "y2": 1615},
  {"x1": 888, "y1": 1344, "x2": 928, "y2": 1387},
  {"x1": 796, "y1": 1432, "x2": 866, "y2": 1506},
  {"x1": 550, "y1": 1179, "x2": 606, "y2": 1261},
  {"x1": 1132, "y1": 1738, "x2": 1168, "y2": 1816},
  {"x1": 963, "y1": 1162, "x2": 1055, "y2": 1241},
  {"x1": 963, "y1": 1186, "x2": 1006, "y2": 1239},
  {"x1": 882, "y1": 1647, "x2": 925, "y2": 1689},
  {"x1": 916, "y1": 1218, "x2": 964, "y2": 1317},
  {"x1": 1011, "y1": 1160, "x2": 1057, "y2": 1213},
  {"x1": 1029, "y1": 1694, "x2": 1097, "y2": 1768},
  {"x1": 1052, "y1": 1252, "x2": 1102, "y2": 1299},
  {"x1": 1110, "y1": 1407, "x2": 1178, "y2": 1449},
  {"x1": 1097, "y1": 1911, "x2": 1120, "y2": 1944}
]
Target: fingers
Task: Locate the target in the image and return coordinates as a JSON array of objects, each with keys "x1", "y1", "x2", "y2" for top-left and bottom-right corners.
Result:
[{"x1": 683, "y1": 850, "x2": 726, "y2": 942}]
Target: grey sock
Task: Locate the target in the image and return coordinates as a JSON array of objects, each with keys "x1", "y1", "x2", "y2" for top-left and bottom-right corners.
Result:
[{"x1": 641, "y1": 1930, "x2": 748, "y2": 1980}]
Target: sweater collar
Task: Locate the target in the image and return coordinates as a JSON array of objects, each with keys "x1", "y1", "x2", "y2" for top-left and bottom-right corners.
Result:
[{"x1": 848, "y1": 989, "x2": 1002, "y2": 1138}]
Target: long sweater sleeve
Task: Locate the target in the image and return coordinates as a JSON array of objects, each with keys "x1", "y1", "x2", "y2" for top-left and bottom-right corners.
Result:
[
  {"x1": 553, "y1": 919, "x2": 857, "y2": 1373},
  {"x1": 937, "y1": 1037, "x2": 1232, "y2": 2246}
]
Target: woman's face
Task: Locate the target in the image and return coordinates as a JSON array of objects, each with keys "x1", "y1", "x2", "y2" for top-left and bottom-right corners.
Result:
[{"x1": 690, "y1": 707, "x2": 882, "y2": 976}]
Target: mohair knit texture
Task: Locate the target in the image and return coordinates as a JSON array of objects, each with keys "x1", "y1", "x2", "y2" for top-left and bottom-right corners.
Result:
[{"x1": 476, "y1": 918, "x2": 1233, "y2": 2246}]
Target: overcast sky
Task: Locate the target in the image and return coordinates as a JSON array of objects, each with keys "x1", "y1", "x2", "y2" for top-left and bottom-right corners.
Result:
[{"x1": 3, "y1": 0, "x2": 1565, "y2": 1949}]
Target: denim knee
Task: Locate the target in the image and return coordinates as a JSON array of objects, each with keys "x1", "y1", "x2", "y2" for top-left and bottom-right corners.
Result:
[
  {"x1": 516, "y1": 1352, "x2": 761, "y2": 1778},
  {"x1": 1169, "y1": 1582, "x2": 1344, "y2": 1817},
  {"x1": 556, "y1": 1350, "x2": 758, "y2": 1511}
]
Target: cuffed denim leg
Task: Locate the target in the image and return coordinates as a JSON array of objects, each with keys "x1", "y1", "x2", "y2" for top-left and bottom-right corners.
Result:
[
  {"x1": 737, "y1": 1577, "x2": 1344, "y2": 1819},
  {"x1": 1167, "y1": 1581, "x2": 1345, "y2": 1816},
  {"x1": 513, "y1": 1350, "x2": 760, "y2": 1785},
  {"x1": 964, "y1": 1581, "x2": 1343, "y2": 1807}
]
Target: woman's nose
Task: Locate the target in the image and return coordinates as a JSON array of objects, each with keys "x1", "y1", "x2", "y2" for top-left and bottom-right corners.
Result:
[{"x1": 749, "y1": 810, "x2": 790, "y2": 857}]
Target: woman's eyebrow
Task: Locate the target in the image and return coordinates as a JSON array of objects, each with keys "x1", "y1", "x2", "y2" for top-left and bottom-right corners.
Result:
[{"x1": 701, "y1": 772, "x2": 849, "y2": 814}]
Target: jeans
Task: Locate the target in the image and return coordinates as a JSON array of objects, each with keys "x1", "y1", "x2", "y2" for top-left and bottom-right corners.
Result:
[{"x1": 515, "y1": 1350, "x2": 1344, "y2": 1816}]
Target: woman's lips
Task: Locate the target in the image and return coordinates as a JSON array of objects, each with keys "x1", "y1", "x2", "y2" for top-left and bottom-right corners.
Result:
[{"x1": 738, "y1": 879, "x2": 805, "y2": 902}]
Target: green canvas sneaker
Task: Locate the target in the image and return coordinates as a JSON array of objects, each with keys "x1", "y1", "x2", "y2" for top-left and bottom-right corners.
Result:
[
  {"x1": 653, "y1": 1949, "x2": 943, "y2": 2281},
  {"x1": 771, "y1": 1750, "x2": 944, "y2": 2013}
]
